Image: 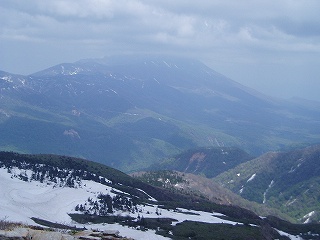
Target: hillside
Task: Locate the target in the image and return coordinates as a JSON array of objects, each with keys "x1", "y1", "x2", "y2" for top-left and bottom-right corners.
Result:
[
  {"x1": 1, "y1": 55, "x2": 320, "y2": 171},
  {"x1": 214, "y1": 144, "x2": 320, "y2": 223},
  {"x1": 131, "y1": 170, "x2": 293, "y2": 222},
  {"x1": 1, "y1": 151, "x2": 320, "y2": 239},
  {"x1": 148, "y1": 147, "x2": 253, "y2": 178}
]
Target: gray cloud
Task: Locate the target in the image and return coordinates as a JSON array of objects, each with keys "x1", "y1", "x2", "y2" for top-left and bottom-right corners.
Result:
[{"x1": 1, "y1": 0, "x2": 320, "y2": 100}]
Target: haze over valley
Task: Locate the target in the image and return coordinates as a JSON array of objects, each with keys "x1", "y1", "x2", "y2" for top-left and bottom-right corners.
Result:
[{"x1": 1, "y1": 1, "x2": 320, "y2": 239}]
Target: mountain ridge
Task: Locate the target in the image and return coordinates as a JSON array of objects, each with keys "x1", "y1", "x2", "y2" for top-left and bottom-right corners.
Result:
[
  {"x1": 1, "y1": 151, "x2": 320, "y2": 239},
  {"x1": 147, "y1": 146, "x2": 254, "y2": 178},
  {"x1": 140, "y1": 144, "x2": 320, "y2": 223},
  {"x1": 214, "y1": 144, "x2": 320, "y2": 223},
  {"x1": 1, "y1": 55, "x2": 320, "y2": 171}
]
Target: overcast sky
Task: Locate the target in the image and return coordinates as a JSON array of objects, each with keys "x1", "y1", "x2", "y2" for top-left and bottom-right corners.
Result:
[{"x1": 1, "y1": 0, "x2": 320, "y2": 101}]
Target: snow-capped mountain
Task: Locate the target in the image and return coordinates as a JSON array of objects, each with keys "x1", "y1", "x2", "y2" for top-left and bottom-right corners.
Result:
[
  {"x1": 0, "y1": 71, "x2": 33, "y2": 94},
  {"x1": 1, "y1": 55, "x2": 320, "y2": 172},
  {"x1": 1, "y1": 151, "x2": 317, "y2": 239}
]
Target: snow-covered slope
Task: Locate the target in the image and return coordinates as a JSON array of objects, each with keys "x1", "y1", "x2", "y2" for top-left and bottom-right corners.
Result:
[
  {"x1": 0, "y1": 166, "x2": 169, "y2": 239},
  {"x1": 0, "y1": 153, "x2": 312, "y2": 240},
  {"x1": 0, "y1": 163, "x2": 253, "y2": 240},
  {"x1": 0, "y1": 167, "x2": 108, "y2": 223},
  {"x1": 0, "y1": 153, "x2": 316, "y2": 239},
  {"x1": 0, "y1": 165, "x2": 239, "y2": 225}
]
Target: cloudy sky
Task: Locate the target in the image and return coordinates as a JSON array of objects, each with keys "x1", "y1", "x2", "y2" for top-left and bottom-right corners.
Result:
[{"x1": 1, "y1": 0, "x2": 320, "y2": 101}]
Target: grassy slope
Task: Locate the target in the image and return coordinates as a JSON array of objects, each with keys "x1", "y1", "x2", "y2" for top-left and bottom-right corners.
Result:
[
  {"x1": 214, "y1": 145, "x2": 320, "y2": 222},
  {"x1": 147, "y1": 147, "x2": 254, "y2": 178},
  {"x1": 132, "y1": 170, "x2": 294, "y2": 222}
]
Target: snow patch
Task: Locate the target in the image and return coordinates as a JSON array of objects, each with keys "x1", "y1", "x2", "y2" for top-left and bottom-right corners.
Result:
[
  {"x1": 153, "y1": 78, "x2": 160, "y2": 84},
  {"x1": 19, "y1": 78, "x2": 26, "y2": 85},
  {"x1": 247, "y1": 173, "x2": 256, "y2": 182},
  {"x1": 69, "y1": 67, "x2": 83, "y2": 75},
  {"x1": 110, "y1": 88, "x2": 118, "y2": 94},
  {"x1": 263, "y1": 180, "x2": 274, "y2": 204},
  {"x1": 285, "y1": 197, "x2": 297, "y2": 207},
  {"x1": 289, "y1": 158, "x2": 305, "y2": 173},
  {"x1": 301, "y1": 211, "x2": 316, "y2": 224},
  {"x1": 136, "y1": 188, "x2": 157, "y2": 202},
  {"x1": 0, "y1": 76, "x2": 13, "y2": 82},
  {"x1": 221, "y1": 149, "x2": 228, "y2": 155},
  {"x1": 163, "y1": 61, "x2": 171, "y2": 68},
  {"x1": 63, "y1": 129, "x2": 80, "y2": 139},
  {"x1": 277, "y1": 229, "x2": 304, "y2": 240},
  {"x1": 0, "y1": 109, "x2": 10, "y2": 117}
]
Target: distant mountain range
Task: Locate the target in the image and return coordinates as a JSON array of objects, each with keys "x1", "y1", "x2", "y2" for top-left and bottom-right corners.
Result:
[
  {"x1": 2, "y1": 55, "x2": 320, "y2": 238},
  {"x1": 1, "y1": 55, "x2": 320, "y2": 172},
  {"x1": 1, "y1": 151, "x2": 320, "y2": 239}
]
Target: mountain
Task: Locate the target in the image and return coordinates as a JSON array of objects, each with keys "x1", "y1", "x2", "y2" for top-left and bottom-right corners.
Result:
[
  {"x1": 131, "y1": 170, "x2": 293, "y2": 221},
  {"x1": 1, "y1": 151, "x2": 320, "y2": 239},
  {"x1": 1, "y1": 55, "x2": 320, "y2": 171},
  {"x1": 214, "y1": 144, "x2": 320, "y2": 223},
  {"x1": 148, "y1": 147, "x2": 254, "y2": 178}
]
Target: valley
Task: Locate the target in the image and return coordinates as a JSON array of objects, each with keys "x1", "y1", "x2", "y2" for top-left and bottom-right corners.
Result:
[
  {"x1": 135, "y1": 144, "x2": 320, "y2": 224},
  {"x1": 1, "y1": 55, "x2": 320, "y2": 239},
  {"x1": 1, "y1": 56, "x2": 320, "y2": 171}
]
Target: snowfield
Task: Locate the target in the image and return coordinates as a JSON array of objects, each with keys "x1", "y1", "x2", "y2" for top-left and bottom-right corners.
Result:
[
  {"x1": 0, "y1": 167, "x2": 236, "y2": 225},
  {"x1": 0, "y1": 168, "x2": 111, "y2": 223},
  {"x1": 0, "y1": 167, "x2": 304, "y2": 240}
]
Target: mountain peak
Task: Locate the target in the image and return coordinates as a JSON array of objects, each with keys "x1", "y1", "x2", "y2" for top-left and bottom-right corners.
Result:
[
  {"x1": 1, "y1": 55, "x2": 320, "y2": 172},
  {"x1": 29, "y1": 62, "x2": 106, "y2": 77}
]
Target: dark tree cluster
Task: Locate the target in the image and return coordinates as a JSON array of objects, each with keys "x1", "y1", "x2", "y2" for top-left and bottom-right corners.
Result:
[
  {"x1": 0, "y1": 152, "x2": 111, "y2": 188},
  {"x1": 74, "y1": 193, "x2": 139, "y2": 216}
]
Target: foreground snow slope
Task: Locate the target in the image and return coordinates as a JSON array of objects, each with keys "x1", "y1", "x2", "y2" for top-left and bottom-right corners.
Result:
[
  {"x1": 0, "y1": 167, "x2": 237, "y2": 225},
  {"x1": 0, "y1": 164, "x2": 306, "y2": 240}
]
